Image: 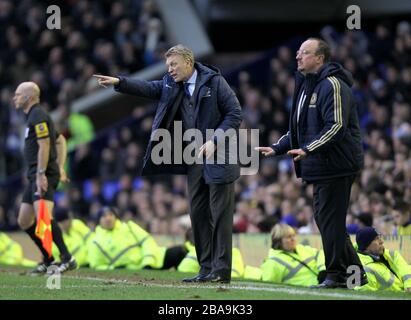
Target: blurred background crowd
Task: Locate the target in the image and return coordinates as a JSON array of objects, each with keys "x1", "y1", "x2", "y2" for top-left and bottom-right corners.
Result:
[{"x1": 1, "y1": 0, "x2": 411, "y2": 239}]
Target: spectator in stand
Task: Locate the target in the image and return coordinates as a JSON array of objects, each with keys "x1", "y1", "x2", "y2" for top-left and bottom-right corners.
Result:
[
  {"x1": 2, "y1": 14, "x2": 411, "y2": 242},
  {"x1": 391, "y1": 200, "x2": 411, "y2": 235}
]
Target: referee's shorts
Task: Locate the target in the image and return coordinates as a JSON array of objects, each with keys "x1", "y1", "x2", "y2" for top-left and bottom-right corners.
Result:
[{"x1": 22, "y1": 175, "x2": 60, "y2": 204}]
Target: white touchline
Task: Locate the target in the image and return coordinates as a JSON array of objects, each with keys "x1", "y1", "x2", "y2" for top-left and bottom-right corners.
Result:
[
  {"x1": 2, "y1": 271, "x2": 408, "y2": 300},
  {"x1": 64, "y1": 275, "x2": 408, "y2": 301}
]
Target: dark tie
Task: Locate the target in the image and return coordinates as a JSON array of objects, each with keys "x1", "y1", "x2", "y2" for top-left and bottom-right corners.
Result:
[{"x1": 183, "y1": 82, "x2": 191, "y2": 97}]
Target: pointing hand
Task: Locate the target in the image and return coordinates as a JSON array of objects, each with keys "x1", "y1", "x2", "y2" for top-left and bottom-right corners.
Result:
[{"x1": 93, "y1": 74, "x2": 120, "y2": 88}]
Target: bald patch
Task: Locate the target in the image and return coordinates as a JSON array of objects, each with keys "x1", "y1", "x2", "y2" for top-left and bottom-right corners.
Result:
[
  {"x1": 16, "y1": 82, "x2": 41, "y2": 100},
  {"x1": 301, "y1": 39, "x2": 319, "y2": 51}
]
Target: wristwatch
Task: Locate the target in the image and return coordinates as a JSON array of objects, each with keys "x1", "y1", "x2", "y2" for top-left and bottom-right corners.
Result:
[{"x1": 37, "y1": 168, "x2": 46, "y2": 175}]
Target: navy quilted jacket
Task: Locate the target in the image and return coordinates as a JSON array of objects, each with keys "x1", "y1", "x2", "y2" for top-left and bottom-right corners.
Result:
[{"x1": 115, "y1": 62, "x2": 242, "y2": 184}]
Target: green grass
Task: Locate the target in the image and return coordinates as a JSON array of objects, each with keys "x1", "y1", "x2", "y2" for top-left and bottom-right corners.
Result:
[{"x1": 0, "y1": 266, "x2": 410, "y2": 300}]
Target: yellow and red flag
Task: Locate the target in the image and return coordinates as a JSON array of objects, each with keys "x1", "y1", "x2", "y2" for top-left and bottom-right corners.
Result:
[{"x1": 35, "y1": 199, "x2": 53, "y2": 258}]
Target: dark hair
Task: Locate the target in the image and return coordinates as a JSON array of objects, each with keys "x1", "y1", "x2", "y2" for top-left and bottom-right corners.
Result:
[
  {"x1": 393, "y1": 200, "x2": 410, "y2": 214},
  {"x1": 54, "y1": 207, "x2": 71, "y2": 223},
  {"x1": 308, "y1": 37, "x2": 331, "y2": 63},
  {"x1": 96, "y1": 206, "x2": 120, "y2": 222},
  {"x1": 185, "y1": 228, "x2": 194, "y2": 244}
]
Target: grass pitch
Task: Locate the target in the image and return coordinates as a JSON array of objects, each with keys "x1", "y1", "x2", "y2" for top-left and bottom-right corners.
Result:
[{"x1": 0, "y1": 265, "x2": 410, "y2": 300}]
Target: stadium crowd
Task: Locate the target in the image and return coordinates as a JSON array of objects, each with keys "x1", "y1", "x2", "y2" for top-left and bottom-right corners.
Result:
[
  {"x1": 0, "y1": 7, "x2": 411, "y2": 246},
  {"x1": 0, "y1": 0, "x2": 166, "y2": 180}
]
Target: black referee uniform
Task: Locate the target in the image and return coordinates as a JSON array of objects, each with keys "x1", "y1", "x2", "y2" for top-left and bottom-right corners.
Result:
[
  {"x1": 22, "y1": 104, "x2": 72, "y2": 264},
  {"x1": 22, "y1": 104, "x2": 60, "y2": 203}
]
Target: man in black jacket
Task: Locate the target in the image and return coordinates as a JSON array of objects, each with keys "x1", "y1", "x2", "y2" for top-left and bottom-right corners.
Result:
[
  {"x1": 94, "y1": 45, "x2": 242, "y2": 283},
  {"x1": 257, "y1": 38, "x2": 366, "y2": 288}
]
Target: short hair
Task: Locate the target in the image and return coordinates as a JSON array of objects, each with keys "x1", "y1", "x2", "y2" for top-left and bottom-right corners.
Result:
[
  {"x1": 271, "y1": 223, "x2": 295, "y2": 250},
  {"x1": 165, "y1": 44, "x2": 194, "y2": 66},
  {"x1": 97, "y1": 206, "x2": 120, "y2": 223},
  {"x1": 308, "y1": 37, "x2": 331, "y2": 63},
  {"x1": 392, "y1": 200, "x2": 410, "y2": 214}
]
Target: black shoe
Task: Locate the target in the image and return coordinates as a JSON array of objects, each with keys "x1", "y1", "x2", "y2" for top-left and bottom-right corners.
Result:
[
  {"x1": 28, "y1": 261, "x2": 57, "y2": 276},
  {"x1": 204, "y1": 272, "x2": 231, "y2": 284},
  {"x1": 182, "y1": 273, "x2": 209, "y2": 283},
  {"x1": 310, "y1": 279, "x2": 346, "y2": 289},
  {"x1": 52, "y1": 256, "x2": 77, "y2": 275},
  {"x1": 360, "y1": 273, "x2": 368, "y2": 286}
]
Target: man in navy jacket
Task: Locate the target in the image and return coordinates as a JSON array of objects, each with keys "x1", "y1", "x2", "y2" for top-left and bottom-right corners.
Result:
[
  {"x1": 257, "y1": 38, "x2": 366, "y2": 288},
  {"x1": 94, "y1": 44, "x2": 242, "y2": 283}
]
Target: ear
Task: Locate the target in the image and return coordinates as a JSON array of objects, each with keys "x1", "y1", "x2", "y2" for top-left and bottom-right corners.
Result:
[{"x1": 317, "y1": 54, "x2": 325, "y2": 64}]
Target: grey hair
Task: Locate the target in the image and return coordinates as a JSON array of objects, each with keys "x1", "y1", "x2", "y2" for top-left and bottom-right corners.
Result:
[
  {"x1": 308, "y1": 37, "x2": 331, "y2": 63},
  {"x1": 165, "y1": 44, "x2": 194, "y2": 66}
]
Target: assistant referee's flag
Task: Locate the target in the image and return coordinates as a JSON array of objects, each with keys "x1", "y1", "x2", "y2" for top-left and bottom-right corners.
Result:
[{"x1": 35, "y1": 199, "x2": 53, "y2": 258}]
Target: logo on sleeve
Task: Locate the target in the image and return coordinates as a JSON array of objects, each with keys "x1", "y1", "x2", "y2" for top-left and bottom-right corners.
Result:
[{"x1": 35, "y1": 122, "x2": 49, "y2": 138}]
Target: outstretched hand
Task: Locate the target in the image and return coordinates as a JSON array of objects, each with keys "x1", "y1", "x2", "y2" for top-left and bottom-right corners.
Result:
[
  {"x1": 93, "y1": 74, "x2": 120, "y2": 88},
  {"x1": 255, "y1": 147, "x2": 275, "y2": 157},
  {"x1": 287, "y1": 148, "x2": 307, "y2": 161}
]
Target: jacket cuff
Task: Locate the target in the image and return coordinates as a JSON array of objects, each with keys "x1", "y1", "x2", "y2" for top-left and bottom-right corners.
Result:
[
  {"x1": 302, "y1": 145, "x2": 311, "y2": 155},
  {"x1": 113, "y1": 76, "x2": 124, "y2": 91},
  {"x1": 270, "y1": 144, "x2": 278, "y2": 155}
]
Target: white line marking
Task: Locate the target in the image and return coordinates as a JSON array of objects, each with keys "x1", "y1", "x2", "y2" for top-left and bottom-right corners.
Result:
[
  {"x1": 65, "y1": 275, "x2": 410, "y2": 300},
  {"x1": 2, "y1": 271, "x2": 409, "y2": 300}
]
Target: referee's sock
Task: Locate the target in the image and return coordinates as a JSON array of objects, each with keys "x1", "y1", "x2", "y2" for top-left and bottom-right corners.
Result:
[
  {"x1": 25, "y1": 224, "x2": 54, "y2": 264},
  {"x1": 51, "y1": 220, "x2": 72, "y2": 262}
]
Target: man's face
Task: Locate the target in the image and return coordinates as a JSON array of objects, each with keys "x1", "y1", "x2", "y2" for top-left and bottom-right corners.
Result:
[
  {"x1": 296, "y1": 40, "x2": 323, "y2": 75},
  {"x1": 365, "y1": 235, "x2": 385, "y2": 256},
  {"x1": 100, "y1": 211, "x2": 116, "y2": 230},
  {"x1": 59, "y1": 219, "x2": 72, "y2": 233},
  {"x1": 392, "y1": 209, "x2": 409, "y2": 226},
  {"x1": 166, "y1": 54, "x2": 193, "y2": 83},
  {"x1": 13, "y1": 85, "x2": 30, "y2": 110}
]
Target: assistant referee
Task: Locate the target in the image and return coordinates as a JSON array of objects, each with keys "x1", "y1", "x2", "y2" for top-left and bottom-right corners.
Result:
[{"x1": 14, "y1": 82, "x2": 76, "y2": 275}]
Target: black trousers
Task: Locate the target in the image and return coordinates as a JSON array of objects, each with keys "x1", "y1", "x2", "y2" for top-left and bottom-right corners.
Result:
[
  {"x1": 187, "y1": 165, "x2": 234, "y2": 277},
  {"x1": 312, "y1": 174, "x2": 364, "y2": 282}
]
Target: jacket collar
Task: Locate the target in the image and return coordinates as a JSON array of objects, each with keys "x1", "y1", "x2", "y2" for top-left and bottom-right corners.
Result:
[{"x1": 185, "y1": 69, "x2": 197, "y2": 85}]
